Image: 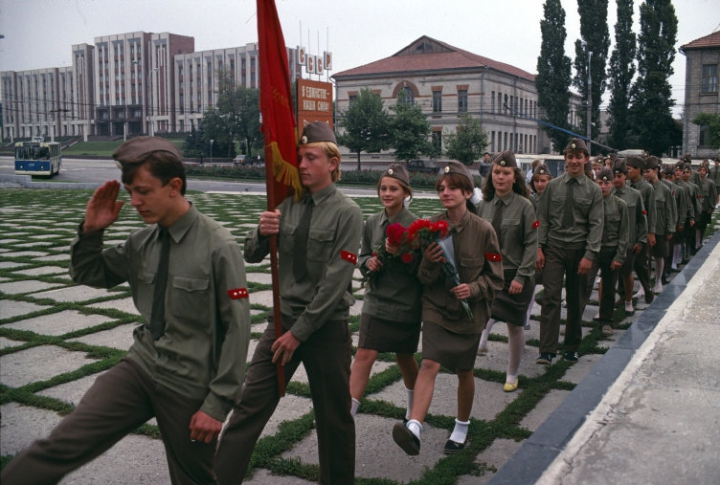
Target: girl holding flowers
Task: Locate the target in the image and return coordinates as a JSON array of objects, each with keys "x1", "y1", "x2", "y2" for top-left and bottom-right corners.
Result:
[
  {"x1": 476, "y1": 151, "x2": 538, "y2": 393},
  {"x1": 350, "y1": 164, "x2": 423, "y2": 422},
  {"x1": 392, "y1": 161, "x2": 504, "y2": 456}
]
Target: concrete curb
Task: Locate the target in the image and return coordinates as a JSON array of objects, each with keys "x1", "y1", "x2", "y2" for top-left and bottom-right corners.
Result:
[
  {"x1": 0, "y1": 174, "x2": 100, "y2": 190},
  {"x1": 487, "y1": 229, "x2": 720, "y2": 485}
]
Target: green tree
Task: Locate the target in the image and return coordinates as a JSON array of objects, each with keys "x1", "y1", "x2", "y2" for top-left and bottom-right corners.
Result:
[
  {"x1": 183, "y1": 126, "x2": 206, "y2": 158},
  {"x1": 201, "y1": 69, "x2": 262, "y2": 159},
  {"x1": 337, "y1": 88, "x2": 391, "y2": 170},
  {"x1": 388, "y1": 93, "x2": 438, "y2": 163},
  {"x1": 444, "y1": 113, "x2": 488, "y2": 165},
  {"x1": 628, "y1": 0, "x2": 678, "y2": 155},
  {"x1": 573, "y1": 0, "x2": 610, "y2": 146},
  {"x1": 607, "y1": 0, "x2": 637, "y2": 150},
  {"x1": 536, "y1": 0, "x2": 573, "y2": 152},
  {"x1": 693, "y1": 113, "x2": 720, "y2": 150}
]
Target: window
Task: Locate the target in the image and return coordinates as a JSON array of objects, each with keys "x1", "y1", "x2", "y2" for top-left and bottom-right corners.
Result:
[
  {"x1": 458, "y1": 89, "x2": 467, "y2": 112},
  {"x1": 433, "y1": 90, "x2": 442, "y2": 113},
  {"x1": 702, "y1": 64, "x2": 718, "y2": 93},
  {"x1": 432, "y1": 131, "x2": 442, "y2": 150},
  {"x1": 398, "y1": 87, "x2": 414, "y2": 105},
  {"x1": 699, "y1": 125, "x2": 710, "y2": 146},
  {"x1": 348, "y1": 94, "x2": 357, "y2": 105},
  {"x1": 491, "y1": 91, "x2": 495, "y2": 113}
]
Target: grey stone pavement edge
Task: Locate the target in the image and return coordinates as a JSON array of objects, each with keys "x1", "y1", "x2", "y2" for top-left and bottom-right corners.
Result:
[{"x1": 1, "y1": 187, "x2": 719, "y2": 484}]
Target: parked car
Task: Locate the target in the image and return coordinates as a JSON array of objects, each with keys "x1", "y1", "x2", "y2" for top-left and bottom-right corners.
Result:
[
  {"x1": 233, "y1": 155, "x2": 264, "y2": 167},
  {"x1": 407, "y1": 159, "x2": 440, "y2": 174},
  {"x1": 233, "y1": 155, "x2": 246, "y2": 166}
]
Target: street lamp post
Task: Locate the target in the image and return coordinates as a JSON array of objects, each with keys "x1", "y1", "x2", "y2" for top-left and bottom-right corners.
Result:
[
  {"x1": 210, "y1": 139, "x2": 214, "y2": 164},
  {"x1": 586, "y1": 50, "x2": 593, "y2": 156}
]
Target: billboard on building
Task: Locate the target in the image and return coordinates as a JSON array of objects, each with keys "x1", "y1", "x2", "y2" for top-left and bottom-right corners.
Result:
[{"x1": 297, "y1": 78, "x2": 333, "y2": 129}]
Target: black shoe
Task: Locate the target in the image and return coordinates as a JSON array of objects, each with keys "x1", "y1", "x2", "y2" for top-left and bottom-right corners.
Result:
[
  {"x1": 402, "y1": 417, "x2": 408, "y2": 426},
  {"x1": 443, "y1": 439, "x2": 466, "y2": 455},
  {"x1": 661, "y1": 275, "x2": 670, "y2": 285},
  {"x1": 645, "y1": 292, "x2": 654, "y2": 304},
  {"x1": 393, "y1": 423, "x2": 420, "y2": 456},
  {"x1": 564, "y1": 351, "x2": 579, "y2": 362},
  {"x1": 536, "y1": 352, "x2": 555, "y2": 366}
]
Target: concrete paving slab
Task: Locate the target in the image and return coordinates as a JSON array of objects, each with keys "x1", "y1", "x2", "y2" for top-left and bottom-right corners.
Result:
[
  {"x1": 369, "y1": 374, "x2": 519, "y2": 423},
  {"x1": 0, "y1": 261, "x2": 28, "y2": 269},
  {"x1": 36, "y1": 372, "x2": 105, "y2": 406},
  {"x1": 67, "y1": 323, "x2": 138, "y2": 351},
  {"x1": 35, "y1": 253, "x2": 71, "y2": 262},
  {"x1": 248, "y1": 289, "x2": 273, "y2": 307},
  {"x1": 2, "y1": 250, "x2": 49, "y2": 258},
  {"x1": 0, "y1": 239, "x2": 21, "y2": 244},
  {"x1": 14, "y1": 241, "x2": 55, "y2": 248},
  {"x1": 0, "y1": 336, "x2": 25, "y2": 349},
  {"x1": 243, "y1": 469, "x2": 315, "y2": 485},
  {"x1": 473, "y1": 342, "x2": 547, "y2": 379},
  {"x1": 246, "y1": 272, "x2": 273, "y2": 285},
  {"x1": 87, "y1": 297, "x2": 141, "y2": 316},
  {"x1": 519, "y1": 389, "x2": 572, "y2": 432},
  {"x1": 0, "y1": 300, "x2": 51, "y2": 320},
  {"x1": 31, "y1": 285, "x2": 119, "y2": 303},
  {"x1": 457, "y1": 438, "x2": 524, "y2": 485},
  {"x1": 3, "y1": 310, "x2": 115, "y2": 336},
  {"x1": 0, "y1": 279, "x2": 65, "y2": 295},
  {"x1": 12, "y1": 265, "x2": 68, "y2": 276},
  {"x1": 258, "y1": 395, "x2": 314, "y2": 439},
  {"x1": 0, "y1": 345, "x2": 100, "y2": 388},
  {"x1": 559, "y1": 353, "x2": 602, "y2": 385},
  {"x1": 0, "y1": 402, "x2": 63, "y2": 455}
]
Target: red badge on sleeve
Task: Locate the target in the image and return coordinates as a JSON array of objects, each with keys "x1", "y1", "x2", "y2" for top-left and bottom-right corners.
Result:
[
  {"x1": 532, "y1": 220, "x2": 540, "y2": 229},
  {"x1": 341, "y1": 250, "x2": 358, "y2": 265},
  {"x1": 227, "y1": 288, "x2": 249, "y2": 300},
  {"x1": 485, "y1": 252, "x2": 502, "y2": 262},
  {"x1": 642, "y1": 210, "x2": 648, "y2": 215}
]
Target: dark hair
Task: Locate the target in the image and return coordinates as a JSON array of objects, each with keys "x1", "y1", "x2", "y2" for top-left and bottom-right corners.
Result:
[
  {"x1": 120, "y1": 151, "x2": 187, "y2": 195},
  {"x1": 435, "y1": 173, "x2": 475, "y2": 212},
  {"x1": 482, "y1": 166, "x2": 530, "y2": 201}
]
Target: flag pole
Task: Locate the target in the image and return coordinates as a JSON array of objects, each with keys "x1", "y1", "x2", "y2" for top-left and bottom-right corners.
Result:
[{"x1": 257, "y1": 0, "x2": 302, "y2": 397}]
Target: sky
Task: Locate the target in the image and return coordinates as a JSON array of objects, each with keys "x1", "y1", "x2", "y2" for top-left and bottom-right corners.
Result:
[{"x1": 1, "y1": 0, "x2": 719, "y2": 117}]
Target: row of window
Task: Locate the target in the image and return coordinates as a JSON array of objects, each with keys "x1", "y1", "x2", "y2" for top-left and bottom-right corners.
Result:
[{"x1": 701, "y1": 64, "x2": 718, "y2": 94}]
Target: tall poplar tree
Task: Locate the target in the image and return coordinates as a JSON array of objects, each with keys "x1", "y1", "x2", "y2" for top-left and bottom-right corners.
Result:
[
  {"x1": 536, "y1": 0, "x2": 573, "y2": 152},
  {"x1": 607, "y1": 0, "x2": 637, "y2": 150},
  {"x1": 629, "y1": 0, "x2": 679, "y2": 155},
  {"x1": 573, "y1": 0, "x2": 610, "y2": 146}
]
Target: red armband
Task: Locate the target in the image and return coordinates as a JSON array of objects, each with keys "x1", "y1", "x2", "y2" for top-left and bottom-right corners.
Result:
[
  {"x1": 485, "y1": 252, "x2": 502, "y2": 262},
  {"x1": 340, "y1": 250, "x2": 358, "y2": 265},
  {"x1": 227, "y1": 288, "x2": 249, "y2": 300}
]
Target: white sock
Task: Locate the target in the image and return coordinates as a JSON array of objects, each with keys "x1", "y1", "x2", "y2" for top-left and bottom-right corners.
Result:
[
  {"x1": 625, "y1": 300, "x2": 634, "y2": 312},
  {"x1": 449, "y1": 419, "x2": 469, "y2": 444},
  {"x1": 506, "y1": 373, "x2": 518, "y2": 386},
  {"x1": 406, "y1": 419, "x2": 423, "y2": 439},
  {"x1": 350, "y1": 397, "x2": 360, "y2": 417},
  {"x1": 478, "y1": 318, "x2": 495, "y2": 350},
  {"x1": 507, "y1": 324, "x2": 525, "y2": 380},
  {"x1": 405, "y1": 388, "x2": 414, "y2": 420},
  {"x1": 672, "y1": 244, "x2": 681, "y2": 269}
]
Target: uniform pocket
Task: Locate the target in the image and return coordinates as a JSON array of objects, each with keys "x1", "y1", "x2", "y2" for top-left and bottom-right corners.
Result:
[
  {"x1": 170, "y1": 275, "x2": 211, "y2": 323},
  {"x1": 307, "y1": 229, "x2": 334, "y2": 262}
]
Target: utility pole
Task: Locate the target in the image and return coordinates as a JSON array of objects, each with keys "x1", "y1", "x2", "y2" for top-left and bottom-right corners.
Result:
[{"x1": 587, "y1": 50, "x2": 593, "y2": 156}]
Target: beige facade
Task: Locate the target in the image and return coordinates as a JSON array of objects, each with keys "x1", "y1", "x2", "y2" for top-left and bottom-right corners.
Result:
[
  {"x1": 333, "y1": 36, "x2": 581, "y2": 159},
  {"x1": 680, "y1": 31, "x2": 720, "y2": 158},
  {"x1": 172, "y1": 44, "x2": 302, "y2": 133}
]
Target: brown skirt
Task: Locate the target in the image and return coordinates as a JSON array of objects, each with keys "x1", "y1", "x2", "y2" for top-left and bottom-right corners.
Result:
[
  {"x1": 358, "y1": 313, "x2": 421, "y2": 354},
  {"x1": 490, "y1": 269, "x2": 535, "y2": 325},
  {"x1": 422, "y1": 321, "x2": 480, "y2": 371},
  {"x1": 650, "y1": 236, "x2": 670, "y2": 258}
]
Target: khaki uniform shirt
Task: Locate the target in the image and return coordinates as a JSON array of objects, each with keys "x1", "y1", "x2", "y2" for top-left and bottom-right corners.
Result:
[
  {"x1": 70, "y1": 205, "x2": 251, "y2": 421},
  {"x1": 475, "y1": 192, "x2": 538, "y2": 286},
  {"x1": 700, "y1": 177, "x2": 718, "y2": 212},
  {"x1": 601, "y1": 195, "x2": 629, "y2": 264},
  {"x1": 244, "y1": 184, "x2": 363, "y2": 342},
  {"x1": 630, "y1": 178, "x2": 657, "y2": 235},
  {"x1": 650, "y1": 179, "x2": 677, "y2": 236},
  {"x1": 537, "y1": 173, "x2": 603, "y2": 261},
  {"x1": 710, "y1": 164, "x2": 720, "y2": 190},
  {"x1": 612, "y1": 185, "x2": 648, "y2": 246},
  {"x1": 418, "y1": 210, "x2": 504, "y2": 334},
  {"x1": 675, "y1": 179, "x2": 697, "y2": 221},
  {"x1": 669, "y1": 180, "x2": 690, "y2": 228},
  {"x1": 359, "y1": 208, "x2": 422, "y2": 323}
]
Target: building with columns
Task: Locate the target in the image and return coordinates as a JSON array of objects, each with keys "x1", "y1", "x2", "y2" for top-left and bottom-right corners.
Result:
[
  {"x1": 333, "y1": 36, "x2": 581, "y2": 157},
  {"x1": 680, "y1": 31, "x2": 720, "y2": 159}
]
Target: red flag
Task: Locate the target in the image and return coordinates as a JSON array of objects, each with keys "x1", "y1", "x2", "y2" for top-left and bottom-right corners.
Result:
[{"x1": 257, "y1": 0, "x2": 301, "y2": 201}]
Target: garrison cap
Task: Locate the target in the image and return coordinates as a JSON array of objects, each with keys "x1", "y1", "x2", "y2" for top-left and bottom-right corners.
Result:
[
  {"x1": 299, "y1": 121, "x2": 336, "y2": 146},
  {"x1": 533, "y1": 163, "x2": 551, "y2": 176},
  {"x1": 381, "y1": 163, "x2": 411, "y2": 188},
  {"x1": 662, "y1": 165, "x2": 675, "y2": 177},
  {"x1": 626, "y1": 155, "x2": 645, "y2": 169},
  {"x1": 443, "y1": 161, "x2": 474, "y2": 188},
  {"x1": 113, "y1": 136, "x2": 183, "y2": 165},
  {"x1": 564, "y1": 138, "x2": 589, "y2": 155},
  {"x1": 491, "y1": 150, "x2": 518, "y2": 168},
  {"x1": 612, "y1": 159, "x2": 628, "y2": 174},
  {"x1": 596, "y1": 167, "x2": 613, "y2": 182},
  {"x1": 645, "y1": 156, "x2": 660, "y2": 170}
]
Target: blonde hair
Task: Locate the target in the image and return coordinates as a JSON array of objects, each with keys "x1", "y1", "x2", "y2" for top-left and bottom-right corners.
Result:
[{"x1": 303, "y1": 141, "x2": 342, "y2": 182}]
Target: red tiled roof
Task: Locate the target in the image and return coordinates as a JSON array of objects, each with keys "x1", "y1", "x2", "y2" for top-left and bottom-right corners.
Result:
[
  {"x1": 681, "y1": 31, "x2": 720, "y2": 51},
  {"x1": 333, "y1": 36, "x2": 536, "y2": 82}
]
